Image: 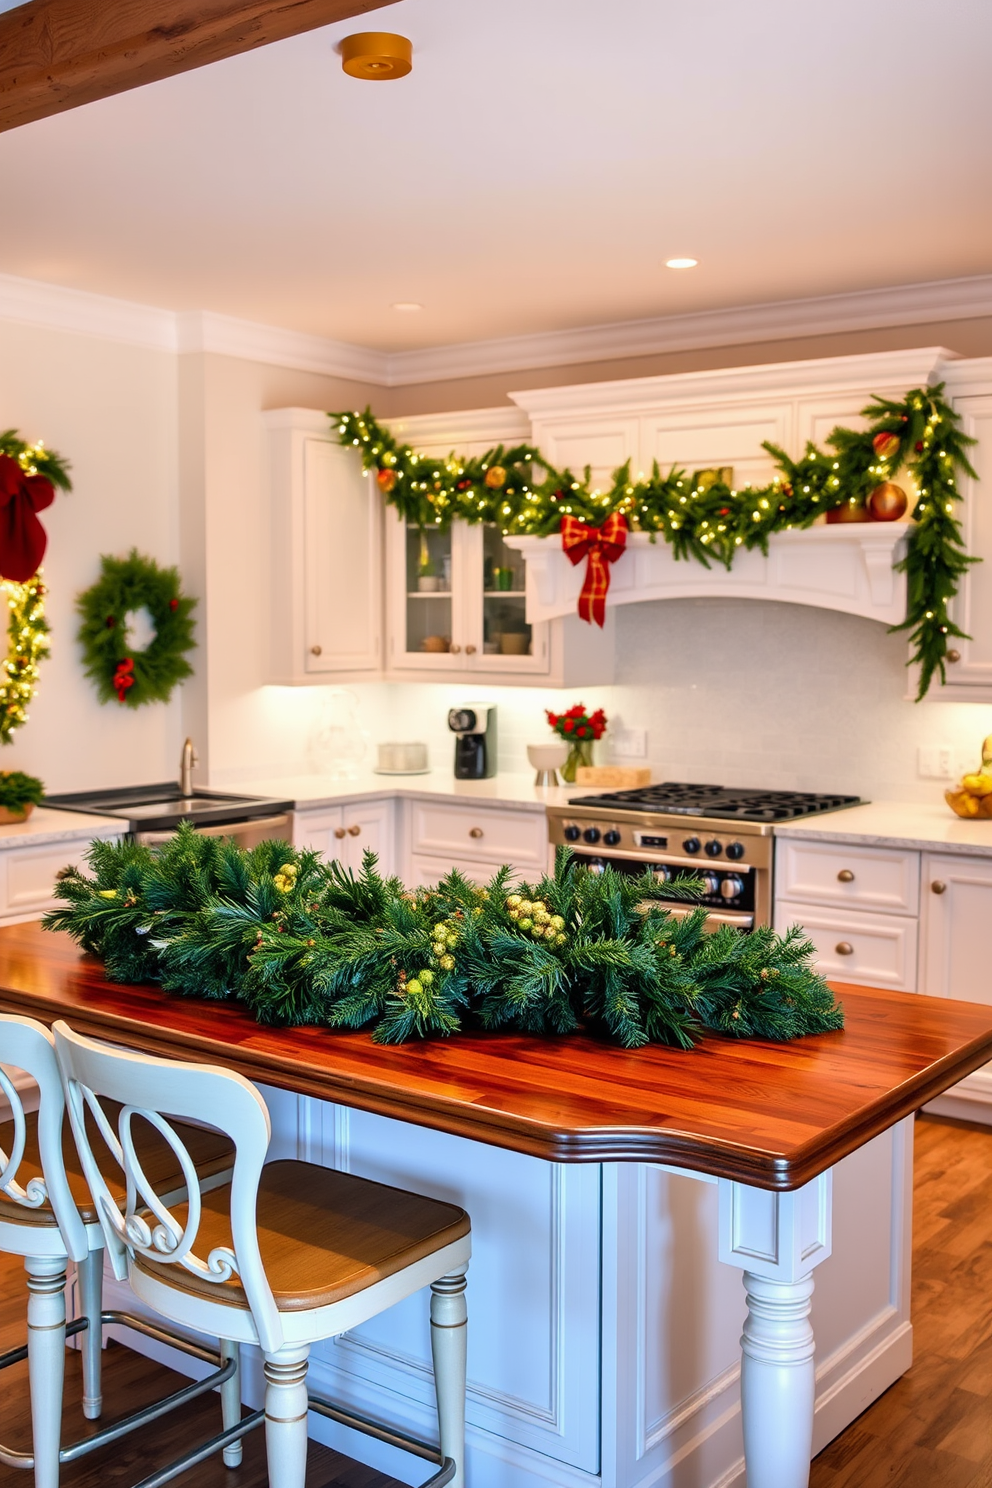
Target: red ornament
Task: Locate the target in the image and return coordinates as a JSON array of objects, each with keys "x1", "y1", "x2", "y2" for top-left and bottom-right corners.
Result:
[
  {"x1": 872, "y1": 431, "x2": 901, "y2": 461},
  {"x1": 560, "y1": 513, "x2": 628, "y2": 626},
  {"x1": 169, "y1": 598, "x2": 179, "y2": 611},
  {"x1": 112, "y1": 656, "x2": 135, "y2": 703},
  {"x1": 376, "y1": 468, "x2": 397, "y2": 494},
  {"x1": 915, "y1": 441, "x2": 924, "y2": 453},
  {"x1": 0, "y1": 453, "x2": 56, "y2": 583}
]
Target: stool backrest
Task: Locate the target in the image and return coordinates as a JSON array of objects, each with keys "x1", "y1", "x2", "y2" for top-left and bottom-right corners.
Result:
[
  {"x1": 0, "y1": 1014, "x2": 88, "y2": 1261},
  {"x1": 52, "y1": 1021, "x2": 285, "y2": 1351}
]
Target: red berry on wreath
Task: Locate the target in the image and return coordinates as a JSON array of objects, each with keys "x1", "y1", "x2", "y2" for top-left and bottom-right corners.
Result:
[
  {"x1": 106, "y1": 616, "x2": 116, "y2": 628},
  {"x1": 169, "y1": 598, "x2": 179, "y2": 610},
  {"x1": 915, "y1": 441, "x2": 924, "y2": 453}
]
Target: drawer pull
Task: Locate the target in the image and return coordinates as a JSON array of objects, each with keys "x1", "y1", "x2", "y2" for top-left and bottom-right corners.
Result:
[
  {"x1": 837, "y1": 869, "x2": 855, "y2": 883},
  {"x1": 466, "y1": 644, "x2": 477, "y2": 655},
  {"x1": 469, "y1": 827, "x2": 484, "y2": 839},
  {"x1": 931, "y1": 880, "x2": 947, "y2": 895},
  {"x1": 334, "y1": 827, "x2": 347, "y2": 840},
  {"x1": 835, "y1": 941, "x2": 854, "y2": 956},
  {"x1": 450, "y1": 643, "x2": 462, "y2": 654},
  {"x1": 310, "y1": 644, "x2": 322, "y2": 656},
  {"x1": 946, "y1": 649, "x2": 961, "y2": 663},
  {"x1": 347, "y1": 824, "x2": 361, "y2": 837}
]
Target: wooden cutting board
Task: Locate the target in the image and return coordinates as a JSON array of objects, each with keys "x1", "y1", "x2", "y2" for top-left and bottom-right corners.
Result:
[{"x1": 574, "y1": 766, "x2": 652, "y2": 788}]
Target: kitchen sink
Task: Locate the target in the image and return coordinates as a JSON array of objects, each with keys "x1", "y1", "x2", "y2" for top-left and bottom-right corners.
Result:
[{"x1": 42, "y1": 782, "x2": 295, "y2": 836}]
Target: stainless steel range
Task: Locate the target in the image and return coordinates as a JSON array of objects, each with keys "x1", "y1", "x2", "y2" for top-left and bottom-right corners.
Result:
[{"x1": 546, "y1": 783, "x2": 861, "y2": 930}]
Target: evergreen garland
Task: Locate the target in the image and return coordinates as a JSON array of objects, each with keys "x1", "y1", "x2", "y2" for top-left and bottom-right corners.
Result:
[
  {"x1": 0, "y1": 574, "x2": 49, "y2": 743},
  {"x1": 332, "y1": 384, "x2": 977, "y2": 699},
  {"x1": 76, "y1": 551, "x2": 196, "y2": 708},
  {"x1": 0, "y1": 431, "x2": 72, "y2": 494},
  {"x1": 44, "y1": 824, "x2": 843, "y2": 1050}
]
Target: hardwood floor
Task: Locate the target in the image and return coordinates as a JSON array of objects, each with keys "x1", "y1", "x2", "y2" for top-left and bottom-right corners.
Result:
[
  {"x1": 811, "y1": 1114, "x2": 992, "y2": 1488},
  {"x1": 0, "y1": 1113, "x2": 988, "y2": 1487}
]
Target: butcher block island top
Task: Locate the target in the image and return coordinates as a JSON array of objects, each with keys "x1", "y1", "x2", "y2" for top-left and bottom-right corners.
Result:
[{"x1": 3, "y1": 922, "x2": 991, "y2": 1192}]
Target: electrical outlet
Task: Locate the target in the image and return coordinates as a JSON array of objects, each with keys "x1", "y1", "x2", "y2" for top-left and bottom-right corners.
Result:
[
  {"x1": 918, "y1": 745, "x2": 958, "y2": 780},
  {"x1": 613, "y1": 727, "x2": 647, "y2": 759}
]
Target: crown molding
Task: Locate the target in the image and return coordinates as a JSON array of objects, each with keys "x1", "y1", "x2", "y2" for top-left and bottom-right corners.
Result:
[
  {"x1": 510, "y1": 348, "x2": 958, "y2": 421},
  {"x1": 175, "y1": 310, "x2": 386, "y2": 385},
  {"x1": 387, "y1": 276, "x2": 992, "y2": 387},
  {"x1": 388, "y1": 406, "x2": 530, "y2": 445},
  {"x1": 2, "y1": 269, "x2": 992, "y2": 391},
  {"x1": 0, "y1": 269, "x2": 175, "y2": 351}
]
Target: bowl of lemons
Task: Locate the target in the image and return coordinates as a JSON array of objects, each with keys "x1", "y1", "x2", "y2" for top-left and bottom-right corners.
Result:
[{"x1": 946, "y1": 735, "x2": 992, "y2": 819}]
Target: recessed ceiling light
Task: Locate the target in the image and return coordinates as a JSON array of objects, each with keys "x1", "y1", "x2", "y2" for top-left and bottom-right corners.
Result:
[
  {"x1": 340, "y1": 32, "x2": 413, "y2": 81},
  {"x1": 665, "y1": 257, "x2": 698, "y2": 270},
  {"x1": 391, "y1": 302, "x2": 423, "y2": 312}
]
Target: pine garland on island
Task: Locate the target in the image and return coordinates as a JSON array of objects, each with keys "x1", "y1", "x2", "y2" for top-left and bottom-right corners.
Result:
[
  {"x1": 332, "y1": 383, "x2": 977, "y2": 699},
  {"x1": 44, "y1": 824, "x2": 843, "y2": 1050}
]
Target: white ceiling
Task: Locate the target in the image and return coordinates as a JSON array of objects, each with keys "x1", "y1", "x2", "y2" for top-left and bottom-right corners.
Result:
[{"x1": 1, "y1": 0, "x2": 990, "y2": 353}]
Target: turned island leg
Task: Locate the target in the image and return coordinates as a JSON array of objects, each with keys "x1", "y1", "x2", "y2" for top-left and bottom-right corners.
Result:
[{"x1": 718, "y1": 1170, "x2": 833, "y2": 1488}]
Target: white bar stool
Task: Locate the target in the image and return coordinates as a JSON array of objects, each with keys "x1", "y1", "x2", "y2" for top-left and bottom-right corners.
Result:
[
  {"x1": 53, "y1": 1020, "x2": 472, "y2": 1488},
  {"x1": 0, "y1": 1014, "x2": 237, "y2": 1488}
]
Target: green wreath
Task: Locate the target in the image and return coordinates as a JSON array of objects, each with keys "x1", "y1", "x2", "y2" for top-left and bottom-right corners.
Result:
[{"x1": 77, "y1": 551, "x2": 196, "y2": 708}]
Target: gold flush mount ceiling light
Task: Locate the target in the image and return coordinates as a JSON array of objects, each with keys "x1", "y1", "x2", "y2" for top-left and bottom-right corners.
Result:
[{"x1": 340, "y1": 32, "x2": 413, "y2": 80}]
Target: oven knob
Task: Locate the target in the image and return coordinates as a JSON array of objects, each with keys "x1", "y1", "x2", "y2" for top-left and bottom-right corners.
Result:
[
  {"x1": 704, "y1": 839, "x2": 723, "y2": 858},
  {"x1": 563, "y1": 824, "x2": 581, "y2": 842},
  {"x1": 726, "y1": 841, "x2": 745, "y2": 860},
  {"x1": 682, "y1": 837, "x2": 701, "y2": 854},
  {"x1": 652, "y1": 865, "x2": 671, "y2": 883},
  {"x1": 720, "y1": 875, "x2": 744, "y2": 900},
  {"x1": 603, "y1": 828, "x2": 622, "y2": 847},
  {"x1": 583, "y1": 826, "x2": 601, "y2": 844},
  {"x1": 701, "y1": 873, "x2": 721, "y2": 896}
]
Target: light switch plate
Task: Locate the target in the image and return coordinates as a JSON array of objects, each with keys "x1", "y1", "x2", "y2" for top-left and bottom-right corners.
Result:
[{"x1": 613, "y1": 727, "x2": 647, "y2": 759}]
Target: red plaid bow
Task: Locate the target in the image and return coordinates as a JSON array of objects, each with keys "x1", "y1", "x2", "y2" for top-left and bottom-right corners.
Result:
[
  {"x1": 560, "y1": 512, "x2": 628, "y2": 626},
  {"x1": 0, "y1": 453, "x2": 55, "y2": 584},
  {"x1": 113, "y1": 656, "x2": 135, "y2": 703}
]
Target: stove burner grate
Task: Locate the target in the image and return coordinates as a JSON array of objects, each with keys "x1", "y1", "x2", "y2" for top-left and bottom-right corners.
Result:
[{"x1": 569, "y1": 782, "x2": 861, "y2": 822}]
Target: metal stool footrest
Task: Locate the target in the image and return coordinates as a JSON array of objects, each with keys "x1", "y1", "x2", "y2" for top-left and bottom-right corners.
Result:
[{"x1": 307, "y1": 1390, "x2": 456, "y2": 1485}]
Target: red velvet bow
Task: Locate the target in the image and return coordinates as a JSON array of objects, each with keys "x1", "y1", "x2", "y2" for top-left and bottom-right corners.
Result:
[
  {"x1": 0, "y1": 453, "x2": 55, "y2": 584},
  {"x1": 560, "y1": 512, "x2": 628, "y2": 626},
  {"x1": 113, "y1": 656, "x2": 135, "y2": 703}
]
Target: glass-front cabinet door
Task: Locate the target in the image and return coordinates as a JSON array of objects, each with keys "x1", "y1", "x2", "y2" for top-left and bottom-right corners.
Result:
[{"x1": 386, "y1": 513, "x2": 549, "y2": 675}]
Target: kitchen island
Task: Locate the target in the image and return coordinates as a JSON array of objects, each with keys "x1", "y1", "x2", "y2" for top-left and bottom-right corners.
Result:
[{"x1": 2, "y1": 925, "x2": 992, "y2": 1488}]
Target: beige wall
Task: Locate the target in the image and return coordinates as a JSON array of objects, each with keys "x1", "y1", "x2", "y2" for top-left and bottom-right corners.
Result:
[{"x1": 0, "y1": 319, "x2": 180, "y2": 792}]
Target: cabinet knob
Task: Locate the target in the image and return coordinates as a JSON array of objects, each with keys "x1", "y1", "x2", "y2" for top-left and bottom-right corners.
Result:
[
  {"x1": 931, "y1": 880, "x2": 947, "y2": 895},
  {"x1": 450, "y1": 643, "x2": 462, "y2": 654},
  {"x1": 310, "y1": 644, "x2": 322, "y2": 656},
  {"x1": 837, "y1": 869, "x2": 855, "y2": 883},
  {"x1": 334, "y1": 827, "x2": 347, "y2": 840},
  {"x1": 835, "y1": 941, "x2": 854, "y2": 956},
  {"x1": 946, "y1": 649, "x2": 961, "y2": 663},
  {"x1": 347, "y1": 824, "x2": 361, "y2": 837},
  {"x1": 466, "y1": 644, "x2": 477, "y2": 655},
  {"x1": 469, "y1": 827, "x2": 484, "y2": 839}
]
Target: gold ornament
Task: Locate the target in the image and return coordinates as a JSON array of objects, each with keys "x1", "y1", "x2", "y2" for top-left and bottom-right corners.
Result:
[
  {"x1": 867, "y1": 482, "x2": 909, "y2": 522},
  {"x1": 825, "y1": 498, "x2": 870, "y2": 524},
  {"x1": 484, "y1": 465, "x2": 507, "y2": 490},
  {"x1": 377, "y1": 467, "x2": 397, "y2": 493}
]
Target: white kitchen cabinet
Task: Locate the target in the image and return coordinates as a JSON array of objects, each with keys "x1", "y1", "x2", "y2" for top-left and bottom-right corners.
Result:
[
  {"x1": 0, "y1": 839, "x2": 113, "y2": 924},
  {"x1": 384, "y1": 412, "x2": 615, "y2": 687},
  {"x1": 775, "y1": 839, "x2": 920, "y2": 916},
  {"x1": 403, "y1": 798, "x2": 547, "y2": 887},
  {"x1": 928, "y1": 376, "x2": 992, "y2": 698},
  {"x1": 293, "y1": 799, "x2": 395, "y2": 876},
  {"x1": 918, "y1": 852, "x2": 992, "y2": 1121},
  {"x1": 775, "y1": 898, "x2": 918, "y2": 992},
  {"x1": 265, "y1": 408, "x2": 383, "y2": 684}
]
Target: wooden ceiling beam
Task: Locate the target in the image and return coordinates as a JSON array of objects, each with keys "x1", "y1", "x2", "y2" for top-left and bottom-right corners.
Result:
[{"x1": 0, "y1": 0, "x2": 399, "y2": 133}]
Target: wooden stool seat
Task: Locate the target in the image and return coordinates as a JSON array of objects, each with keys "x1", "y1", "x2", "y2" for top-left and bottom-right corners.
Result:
[
  {"x1": 0, "y1": 1100, "x2": 234, "y2": 1228},
  {"x1": 132, "y1": 1160, "x2": 470, "y2": 1312}
]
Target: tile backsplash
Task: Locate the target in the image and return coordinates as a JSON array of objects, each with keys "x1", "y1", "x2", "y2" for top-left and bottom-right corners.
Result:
[{"x1": 254, "y1": 597, "x2": 992, "y2": 804}]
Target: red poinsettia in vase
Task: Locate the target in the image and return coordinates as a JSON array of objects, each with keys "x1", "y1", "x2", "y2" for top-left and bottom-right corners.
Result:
[{"x1": 546, "y1": 703, "x2": 607, "y2": 782}]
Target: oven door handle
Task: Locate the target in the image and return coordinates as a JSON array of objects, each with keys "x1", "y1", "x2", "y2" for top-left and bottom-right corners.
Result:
[{"x1": 653, "y1": 902, "x2": 754, "y2": 931}]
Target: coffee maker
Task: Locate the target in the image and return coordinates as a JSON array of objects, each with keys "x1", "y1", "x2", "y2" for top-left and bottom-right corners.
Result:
[{"x1": 448, "y1": 705, "x2": 497, "y2": 780}]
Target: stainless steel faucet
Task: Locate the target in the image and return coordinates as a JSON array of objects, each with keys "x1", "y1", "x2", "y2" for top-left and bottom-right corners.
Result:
[{"x1": 180, "y1": 737, "x2": 199, "y2": 798}]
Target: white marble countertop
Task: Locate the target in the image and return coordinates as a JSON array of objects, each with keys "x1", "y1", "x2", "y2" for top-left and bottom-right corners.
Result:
[
  {"x1": 0, "y1": 806, "x2": 123, "y2": 850},
  {"x1": 225, "y1": 770, "x2": 602, "y2": 815},
  {"x1": 774, "y1": 800, "x2": 992, "y2": 857}
]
